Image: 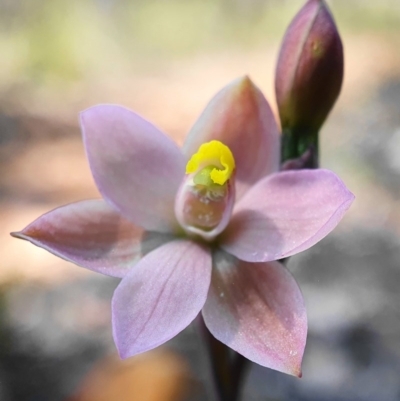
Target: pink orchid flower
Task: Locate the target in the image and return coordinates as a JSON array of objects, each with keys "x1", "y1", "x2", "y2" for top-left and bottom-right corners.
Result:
[{"x1": 12, "y1": 76, "x2": 353, "y2": 376}]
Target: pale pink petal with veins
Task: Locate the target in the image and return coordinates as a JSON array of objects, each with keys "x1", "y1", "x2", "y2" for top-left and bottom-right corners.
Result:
[
  {"x1": 202, "y1": 250, "x2": 307, "y2": 377},
  {"x1": 183, "y1": 77, "x2": 280, "y2": 198},
  {"x1": 219, "y1": 169, "x2": 354, "y2": 262},
  {"x1": 112, "y1": 239, "x2": 212, "y2": 358},
  {"x1": 11, "y1": 200, "x2": 174, "y2": 278},
  {"x1": 81, "y1": 105, "x2": 186, "y2": 233}
]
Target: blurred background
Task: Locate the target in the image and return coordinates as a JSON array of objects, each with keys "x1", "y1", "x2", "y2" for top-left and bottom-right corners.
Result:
[{"x1": 1, "y1": 0, "x2": 400, "y2": 400}]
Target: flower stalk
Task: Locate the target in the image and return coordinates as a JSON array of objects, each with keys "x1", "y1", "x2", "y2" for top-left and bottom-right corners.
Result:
[
  {"x1": 281, "y1": 127, "x2": 319, "y2": 168},
  {"x1": 200, "y1": 317, "x2": 248, "y2": 401}
]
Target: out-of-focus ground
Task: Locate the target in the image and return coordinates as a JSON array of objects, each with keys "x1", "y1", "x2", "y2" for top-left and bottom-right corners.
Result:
[{"x1": 1, "y1": 0, "x2": 400, "y2": 400}]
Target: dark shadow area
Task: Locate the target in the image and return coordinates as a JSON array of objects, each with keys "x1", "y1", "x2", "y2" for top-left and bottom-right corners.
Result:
[{"x1": 0, "y1": 277, "x2": 116, "y2": 401}]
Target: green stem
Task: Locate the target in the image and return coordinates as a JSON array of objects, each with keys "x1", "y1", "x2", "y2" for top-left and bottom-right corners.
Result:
[
  {"x1": 281, "y1": 126, "x2": 319, "y2": 167},
  {"x1": 200, "y1": 317, "x2": 249, "y2": 401}
]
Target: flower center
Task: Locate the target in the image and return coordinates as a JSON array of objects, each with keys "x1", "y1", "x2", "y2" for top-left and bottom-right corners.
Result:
[
  {"x1": 175, "y1": 140, "x2": 236, "y2": 241},
  {"x1": 186, "y1": 140, "x2": 235, "y2": 186}
]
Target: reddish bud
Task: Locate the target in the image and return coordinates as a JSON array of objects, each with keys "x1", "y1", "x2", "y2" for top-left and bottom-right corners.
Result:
[{"x1": 275, "y1": 0, "x2": 343, "y2": 133}]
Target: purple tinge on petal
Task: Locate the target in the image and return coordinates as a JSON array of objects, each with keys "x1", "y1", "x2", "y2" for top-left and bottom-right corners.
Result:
[
  {"x1": 81, "y1": 104, "x2": 186, "y2": 233},
  {"x1": 220, "y1": 169, "x2": 354, "y2": 262},
  {"x1": 112, "y1": 239, "x2": 212, "y2": 358},
  {"x1": 202, "y1": 250, "x2": 307, "y2": 376},
  {"x1": 11, "y1": 200, "x2": 175, "y2": 278},
  {"x1": 182, "y1": 77, "x2": 280, "y2": 198}
]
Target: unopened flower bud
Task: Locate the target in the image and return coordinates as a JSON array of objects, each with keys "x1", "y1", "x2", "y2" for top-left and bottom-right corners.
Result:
[{"x1": 275, "y1": 0, "x2": 343, "y2": 163}]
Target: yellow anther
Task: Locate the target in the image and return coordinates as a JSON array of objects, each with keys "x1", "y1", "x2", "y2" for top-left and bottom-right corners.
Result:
[{"x1": 186, "y1": 140, "x2": 235, "y2": 186}]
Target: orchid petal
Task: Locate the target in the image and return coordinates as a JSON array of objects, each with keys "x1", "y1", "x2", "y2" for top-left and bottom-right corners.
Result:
[
  {"x1": 202, "y1": 250, "x2": 306, "y2": 376},
  {"x1": 112, "y1": 239, "x2": 211, "y2": 358},
  {"x1": 220, "y1": 169, "x2": 354, "y2": 262},
  {"x1": 11, "y1": 200, "x2": 174, "y2": 278},
  {"x1": 183, "y1": 77, "x2": 280, "y2": 198},
  {"x1": 81, "y1": 105, "x2": 185, "y2": 233}
]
